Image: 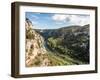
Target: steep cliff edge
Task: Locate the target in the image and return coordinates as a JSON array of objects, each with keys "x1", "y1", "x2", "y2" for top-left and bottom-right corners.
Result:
[{"x1": 25, "y1": 18, "x2": 50, "y2": 67}]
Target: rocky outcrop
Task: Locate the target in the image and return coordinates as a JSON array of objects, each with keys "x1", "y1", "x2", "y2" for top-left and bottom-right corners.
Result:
[{"x1": 25, "y1": 18, "x2": 48, "y2": 67}]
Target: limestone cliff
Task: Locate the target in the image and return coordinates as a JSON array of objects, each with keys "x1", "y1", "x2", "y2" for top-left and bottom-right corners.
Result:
[{"x1": 25, "y1": 18, "x2": 49, "y2": 67}]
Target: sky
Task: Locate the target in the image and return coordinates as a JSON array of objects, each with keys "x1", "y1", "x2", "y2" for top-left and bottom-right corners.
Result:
[{"x1": 25, "y1": 12, "x2": 90, "y2": 29}]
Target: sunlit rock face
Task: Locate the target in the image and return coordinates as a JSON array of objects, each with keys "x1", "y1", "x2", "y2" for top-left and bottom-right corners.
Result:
[{"x1": 25, "y1": 18, "x2": 48, "y2": 67}]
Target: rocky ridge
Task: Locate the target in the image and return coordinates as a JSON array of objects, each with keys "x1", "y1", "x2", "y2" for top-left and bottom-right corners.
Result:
[{"x1": 25, "y1": 18, "x2": 50, "y2": 67}]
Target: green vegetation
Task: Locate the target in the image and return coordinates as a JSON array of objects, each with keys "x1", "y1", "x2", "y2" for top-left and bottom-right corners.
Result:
[
  {"x1": 46, "y1": 25, "x2": 89, "y2": 63},
  {"x1": 26, "y1": 28, "x2": 35, "y2": 39},
  {"x1": 47, "y1": 51, "x2": 84, "y2": 66},
  {"x1": 47, "y1": 32, "x2": 89, "y2": 63}
]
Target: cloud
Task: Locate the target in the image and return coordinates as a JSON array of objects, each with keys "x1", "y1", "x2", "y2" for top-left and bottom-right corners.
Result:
[
  {"x1": 31, "y1": 20, "x2": 38, "y2": 25},
  {"x1": 52, "y1": 14, "x2": 90, "y2": 26},
  {"x1": 52, "y1": 14, "x2": 68, "y2": 21},
  {"x1": 30, "y1": 15, "x2": 39, "y2": 20},
  {"x1": 69, "y1": 15, "x2": 90, "y2": 26}
]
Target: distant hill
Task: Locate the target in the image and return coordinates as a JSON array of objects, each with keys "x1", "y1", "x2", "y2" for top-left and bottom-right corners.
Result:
[{"x1": 35, "y1": 24, "x2": 89, "y2": 40}]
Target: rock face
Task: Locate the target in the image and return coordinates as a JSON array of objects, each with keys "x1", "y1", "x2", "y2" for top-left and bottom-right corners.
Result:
[{"x1": 25, "y1": 18, "x2": 47, "y2": 67}]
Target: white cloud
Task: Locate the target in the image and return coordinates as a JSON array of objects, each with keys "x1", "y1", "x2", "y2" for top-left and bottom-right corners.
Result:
[
  {"x1": 52, "y1": 14, "x2": 68, "y2": 21},
  {"x1": 69, "y1": 15, "x2": 90, "y2": 26},
  {"x1": 31, "y1": 20, "x2": 38, "y2": 25},
  {"x1": 52, "y1": 14, "x2": 90, "y2": 26},
  {"x1": 31, "y1": 15, "x2": 39, "y2": 20}
]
